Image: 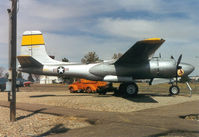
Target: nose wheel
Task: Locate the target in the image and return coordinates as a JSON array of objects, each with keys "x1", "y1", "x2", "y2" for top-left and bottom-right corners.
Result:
[{"x1": 169, "y1": 85, "x2": 180, "y2": 95}]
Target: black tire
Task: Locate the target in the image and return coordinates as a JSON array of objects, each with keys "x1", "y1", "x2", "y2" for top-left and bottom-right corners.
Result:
[
  {"x1": 69, "y1": 87, "x2": 75, "y2": 93},
  {"x1": 118, "y1": 83, "x2": 138, "y2": 97},
  {"x1": 124, "y1": 83, "x2": 138, "y2": 97},
  {"x1": 115, "y1": 83, "x2": 125, "y2": 96},
  {"x1": 86, "y1": 87, "x2": 92, "y2": 93},
  {"x1": 169, "y1": 85, "x2": 180, "y2": 95}
]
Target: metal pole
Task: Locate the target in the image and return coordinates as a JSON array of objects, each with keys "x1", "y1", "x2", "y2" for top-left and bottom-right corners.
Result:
[{"x1": 7, "y1": 0, "x2": 17, "y2": 122}]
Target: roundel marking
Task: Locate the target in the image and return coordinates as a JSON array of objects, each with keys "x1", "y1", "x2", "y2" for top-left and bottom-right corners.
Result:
[{"x1": 57, "y1": 66, "x2": 65, "y2": 74}]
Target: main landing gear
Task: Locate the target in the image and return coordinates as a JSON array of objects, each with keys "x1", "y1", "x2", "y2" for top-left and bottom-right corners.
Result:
[
  {"x1": 116, "y1": 82, "x2": 138, "y2": 97},
  {"x1": 116, "y1": 82, "x2": 181, "y2": 97}
]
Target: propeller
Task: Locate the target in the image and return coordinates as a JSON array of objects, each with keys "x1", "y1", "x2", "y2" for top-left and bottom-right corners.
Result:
[
  {"x1": 177, "y1": 54, "x2": 182, "y2": 69},
  {"x1": 173, "y1": 54, "x2": 192, "y2": 95},
  {"x1": 175, "y1": 54, "x2": 182, "y2": 85}
]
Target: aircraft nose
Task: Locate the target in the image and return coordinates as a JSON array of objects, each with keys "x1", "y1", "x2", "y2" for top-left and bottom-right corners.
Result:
[{"x1": 180, "y1": 63, "x2": 195, "y2": 76}]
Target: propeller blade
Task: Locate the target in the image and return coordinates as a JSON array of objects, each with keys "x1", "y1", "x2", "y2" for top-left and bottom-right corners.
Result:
[{"x1": 177, "y1": 54, "x2": 182, "y2": 67}]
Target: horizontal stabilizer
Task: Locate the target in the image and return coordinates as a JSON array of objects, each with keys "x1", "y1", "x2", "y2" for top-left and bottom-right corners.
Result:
[{"x1": 17, "y1": 56, "x2": 43, "y2": 68}]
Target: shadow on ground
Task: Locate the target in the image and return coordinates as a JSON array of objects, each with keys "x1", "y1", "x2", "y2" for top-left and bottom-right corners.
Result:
[
  {"x1": 28, "y1": 92, "x2": 178, "y2": 103},
  {"x1": 29, "y1": 94, "x2": 93, "y2": 98},
  {"x1": 148, "y1": 129, "x2": 199, "y2": 137},
  {"x1": 36, "y1": 124, "x2": 69, "y2": 137},
  {"x1": 28, "y1": 93, "x2": 164, "y2": 103},
  {"x1": 124, "y1": 94, "x2": 159, "y2": 103},
  {"x1": 141, "y1": 93, "x2": 171, "y2": 97},
  {"x1": 16, "y1": 108, "x2": 47, "y2": 121}
]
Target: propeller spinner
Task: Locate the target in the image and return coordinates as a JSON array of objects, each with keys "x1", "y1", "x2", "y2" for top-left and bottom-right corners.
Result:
[{"x1": 176, "y1": 54, "x2": 183, "y2": 84}]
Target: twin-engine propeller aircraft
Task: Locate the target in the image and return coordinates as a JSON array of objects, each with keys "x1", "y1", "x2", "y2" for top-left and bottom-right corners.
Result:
[{"x1": 17, "y1": 31, "x2": 194, "y2": 97}]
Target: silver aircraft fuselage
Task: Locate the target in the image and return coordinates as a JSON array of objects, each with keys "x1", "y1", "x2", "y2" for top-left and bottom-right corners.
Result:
[
  {"x1": 19, "y1": 57, "x2": 194, "y2": 82},
  {"x1": 17, "y1": 32, "x2": 194, "y2": 83}
]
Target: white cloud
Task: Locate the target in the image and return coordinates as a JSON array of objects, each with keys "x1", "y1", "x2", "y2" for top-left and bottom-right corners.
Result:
[
  {"x1": 117, "y1": 0, "x2": 161, "y2": 12},
  {"x1": 0, "y1": 0, "x2": 199, "y2": 75},
  {"x1": 96, "y1": 18, "x2": 199, "y2": 42},
  {"x1": 18, "y1": 0, "x2": 119, "y2": 20}
]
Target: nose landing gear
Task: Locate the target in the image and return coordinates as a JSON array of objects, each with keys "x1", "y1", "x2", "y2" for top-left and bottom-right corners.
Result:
[{"x1": 169, "y1": 85, "x2": 180, "y2": 95}]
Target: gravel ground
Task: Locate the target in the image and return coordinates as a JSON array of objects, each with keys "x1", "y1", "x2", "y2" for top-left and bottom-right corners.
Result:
[
  {"x1": 0, "y1": 106, "x2": 91, "y2": 137},
  {"x1": 0, "y1": 84, "x2": 198, "y2": 136},
  {"x1": 0, "y1": 90, "x2": 198, "y2": 113}
]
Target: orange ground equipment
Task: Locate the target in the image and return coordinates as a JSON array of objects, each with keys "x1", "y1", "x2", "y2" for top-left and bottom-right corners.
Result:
[{"x1": 68, "y1": 79, "x2": 109, "y2": 93}]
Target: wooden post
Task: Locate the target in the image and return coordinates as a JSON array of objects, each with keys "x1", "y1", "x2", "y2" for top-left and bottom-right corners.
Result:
[{"x1": 7, "y1": 0, "x2": 17, "y2": 122}]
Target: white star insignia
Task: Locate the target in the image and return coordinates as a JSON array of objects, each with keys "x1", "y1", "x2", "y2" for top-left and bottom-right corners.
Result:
[{"x1": 57, "y1": 66, "x2": 65, "y2": 74}]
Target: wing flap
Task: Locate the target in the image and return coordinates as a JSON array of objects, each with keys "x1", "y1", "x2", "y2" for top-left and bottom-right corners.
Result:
[{"x1": 115, "y1": 38, "x2": 165, "y2": 65}]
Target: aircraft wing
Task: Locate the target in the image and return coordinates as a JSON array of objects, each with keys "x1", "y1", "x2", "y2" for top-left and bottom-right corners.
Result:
[
  {"x1": 17, "y1": 56, "x2": 43, "y2": 68},
  {"x1": 114, "y1": 38, "x2": 165, "y2": 65}
]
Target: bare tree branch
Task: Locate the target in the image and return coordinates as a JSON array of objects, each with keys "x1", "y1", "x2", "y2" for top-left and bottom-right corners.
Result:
[
  {"x1": 81, "y1": 51, "x2": 100, "y2": 64},
  {"x1": 112, "y1": 53, "x2": 123, "y2": 59}
]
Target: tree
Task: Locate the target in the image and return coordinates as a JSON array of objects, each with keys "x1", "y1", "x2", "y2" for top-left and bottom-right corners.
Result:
[
  {"x1": 62, "y1": 58, "x2": 69, "y2": 62},
  {"x1": 112, "y1": 53, "x2": 123, "y2": 59},
  {"x1": 0, "y1": 67, "x2": 5, "y2": 78},
  {"x1": 81, "y1": 51, "x2": 100, "y2": 64}
]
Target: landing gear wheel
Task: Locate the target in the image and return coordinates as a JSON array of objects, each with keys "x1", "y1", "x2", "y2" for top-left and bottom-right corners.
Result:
[
  {"x1": 125, "y1": 83, "x2": 138, "y2": 97},
  {"x1": 86, "y1": 87, "x2": 92, "y2": 93},
  {"x1": 118, "y1": 83, "x2": 138, "y2": 97},
  {"x1": 169, "y1": 85, "x2": 180, "y2": 95},
  {"x1": 114, "y1": 83, "x2": 125, "y2": 96},
  {"x1": 69, "y1": 87, "x2": 75, "y2": 93}
]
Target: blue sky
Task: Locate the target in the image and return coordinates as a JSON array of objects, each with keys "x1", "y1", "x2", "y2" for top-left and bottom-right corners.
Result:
[{"x1": 0, "y1": 0, "x2": 199, "y2": 75}]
